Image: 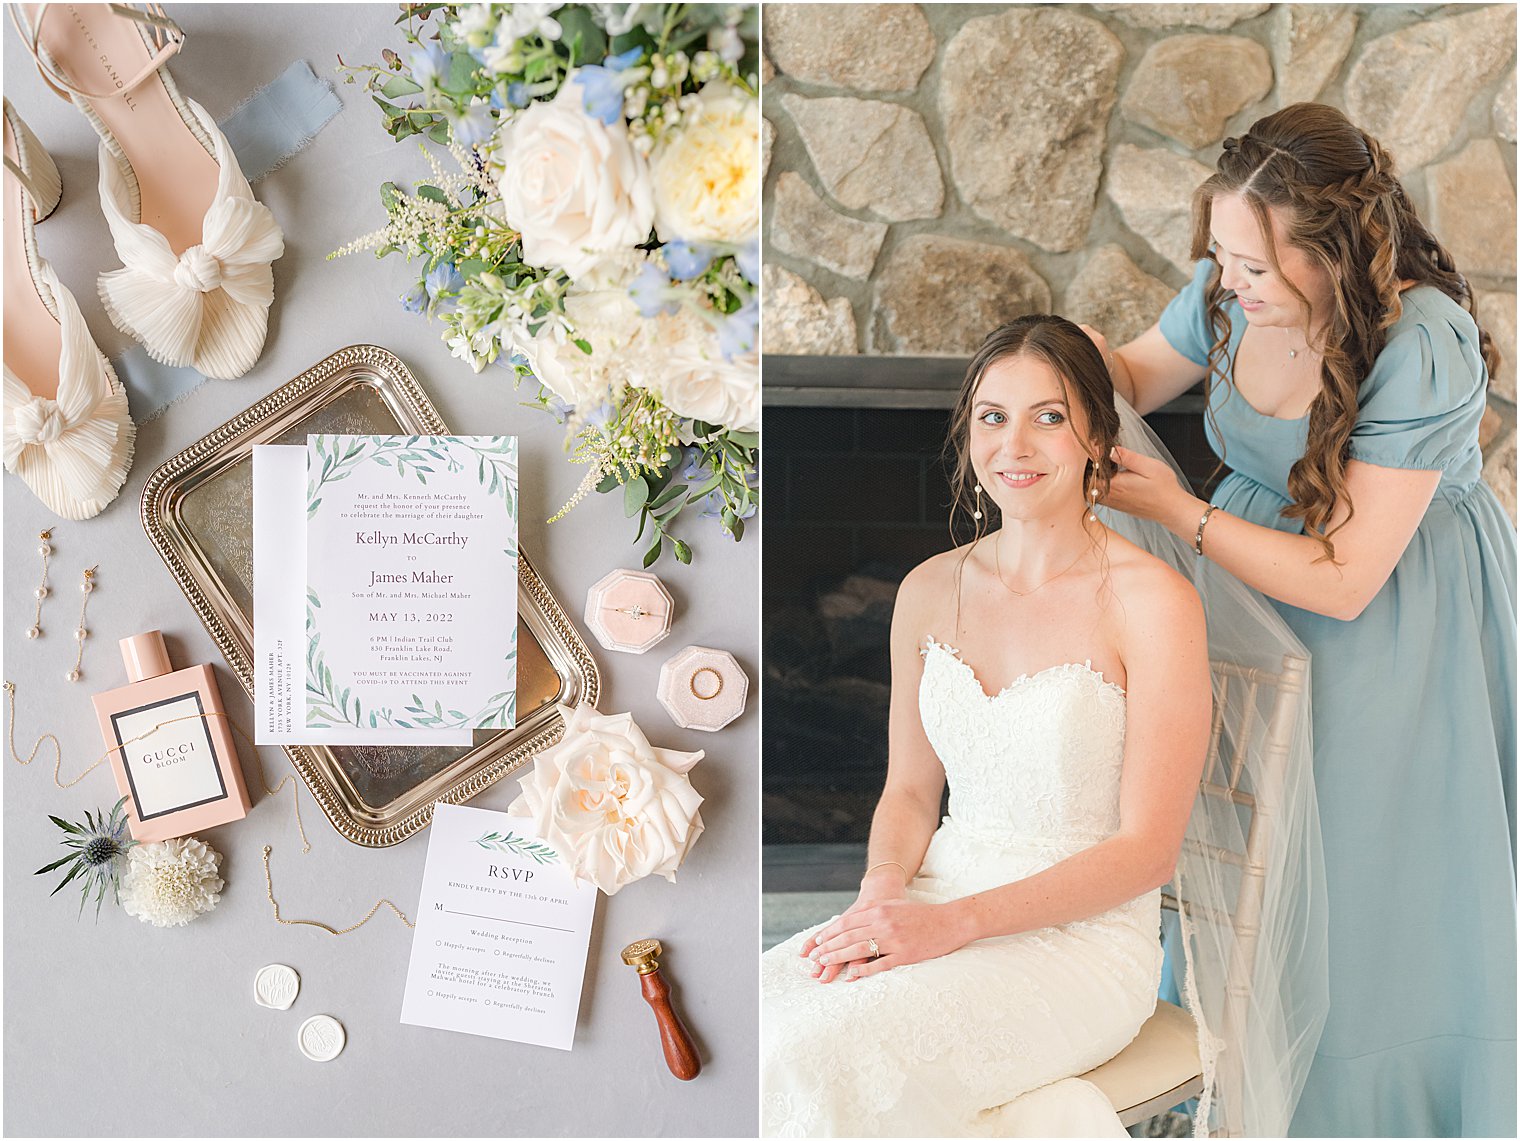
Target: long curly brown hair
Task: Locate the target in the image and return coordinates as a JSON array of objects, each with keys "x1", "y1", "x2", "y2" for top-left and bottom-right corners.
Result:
[
  {"x1": 945, "y1": 314, "x2": 1122, "y2": 549},
  {"x1": 1190, "y1": 102, "x2": 1499, "y2": 561}
]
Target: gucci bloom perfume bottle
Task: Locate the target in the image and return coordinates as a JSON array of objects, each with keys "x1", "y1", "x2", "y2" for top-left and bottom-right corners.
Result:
[{"x1": 90, "y1": 630, "x2": 251, "y2": 842}]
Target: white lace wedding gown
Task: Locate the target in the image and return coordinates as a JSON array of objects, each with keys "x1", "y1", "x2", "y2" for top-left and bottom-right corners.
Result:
[{"x1": 761, "y1": 639, "x2": 1163, "y2": 1137}]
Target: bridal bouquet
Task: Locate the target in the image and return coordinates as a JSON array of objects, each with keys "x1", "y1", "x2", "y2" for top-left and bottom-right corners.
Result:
[{"x1": 334, "y1": 3, "x2": 761, "y2": 565}]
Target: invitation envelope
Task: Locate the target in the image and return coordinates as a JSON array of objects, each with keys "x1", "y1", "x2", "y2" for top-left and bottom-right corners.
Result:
[
  {"x1": 305, "y1": 435, "x2": 519, "y2": 731},
  {"x1": 252, "y1": 446, "x2": 471, "y2": 746},
  {"x1": 400, "y1": 803, "x2": 595, "y2": 1050}
]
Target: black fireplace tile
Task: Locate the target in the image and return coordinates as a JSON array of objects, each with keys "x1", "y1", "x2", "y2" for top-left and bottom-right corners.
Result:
[
  {"x1": 767, "y1": 406, "x2": 856, "y2": 454},
  {"x1": 790, "y1": 456, "x2": 922, "y2": 523},
  {"x1": 763, "y1": 524, "x2": 858, "y2": 599},
  {"x1": 856, "y1": 408, "x2": 954, "y2": 456},
  {"x1": 857, "y1": 525, "x2": 953, "y2": 574}
]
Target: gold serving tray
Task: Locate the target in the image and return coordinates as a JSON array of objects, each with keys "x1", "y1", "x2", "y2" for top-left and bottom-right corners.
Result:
[{"x1": 140, "y1": 344, "x2": 600, "y2": 847}]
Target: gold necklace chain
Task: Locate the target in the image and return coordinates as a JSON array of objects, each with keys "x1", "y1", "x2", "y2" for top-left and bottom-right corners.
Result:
[
  {"x1": 5, "y1": 678, "x2": 309, "y2": 848},
  {"x1": 5, "y1": 679, "x2": 411, "y2": 934},
  {"x1": 992, "y1": 537, "x2": 1089, "y2": 598},
  {"x1": 261, "y1": 844, "x2": 414, "y2": 934}
]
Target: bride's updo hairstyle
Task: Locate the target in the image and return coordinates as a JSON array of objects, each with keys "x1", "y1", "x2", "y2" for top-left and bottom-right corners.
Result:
[
  {"x1": 946, "y1": 314, "x2": 1121, "y2": 548},
  {"x1": 1191, "y1": 102, "x2": 1498, "y2": 560}
]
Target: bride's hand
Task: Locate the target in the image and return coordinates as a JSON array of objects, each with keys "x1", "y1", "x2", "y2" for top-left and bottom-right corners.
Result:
[
  {"x1": 806, "y1": 898, "x2": 970, "y2": 982},
  {"x1": 801, "y1": 870, "x2": 908, "y2": 982},
  {"x1": 1103, "y1": 444, "x2": 1199, "y2": 532}
]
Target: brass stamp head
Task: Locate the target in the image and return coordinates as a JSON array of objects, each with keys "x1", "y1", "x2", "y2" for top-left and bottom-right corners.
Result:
[{"x1": 621, "y1": 938, "x2": 663, "y2": 973}]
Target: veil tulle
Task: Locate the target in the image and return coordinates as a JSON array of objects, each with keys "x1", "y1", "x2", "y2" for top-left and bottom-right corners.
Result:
[{"x1": 1098, "y1": 396, "x2": 1329, "y2": 1137}]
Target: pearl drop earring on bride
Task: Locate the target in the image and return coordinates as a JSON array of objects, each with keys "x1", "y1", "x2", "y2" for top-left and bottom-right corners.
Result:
[
  {"x1": 1088, "y1": 486, "x2": 1099, "y2": 523},
  {"x1": 972, "y1": 484, "x2": 983, "y2": 521}
]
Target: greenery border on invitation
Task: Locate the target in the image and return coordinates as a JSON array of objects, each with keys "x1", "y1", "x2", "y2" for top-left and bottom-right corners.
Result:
[{"x1": 306, "y1": 435, "x2": 519, "y2": 730}]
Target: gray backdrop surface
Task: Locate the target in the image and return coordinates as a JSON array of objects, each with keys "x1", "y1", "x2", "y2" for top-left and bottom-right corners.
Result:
[{"x1": 2, "y1": 6, "x2": 758, "y2": 1136}]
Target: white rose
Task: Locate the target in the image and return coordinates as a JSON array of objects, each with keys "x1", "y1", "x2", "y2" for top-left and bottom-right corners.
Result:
[
  {"x1": 519, "y1": 258, "x2": 648, "y2": 407},
  {"x1": 508, "y1": 703, "x2": 704, "y2": 896},
  {"x1": 497, "y1": 85, "x2": 654, "y2": 278},
  {"x1": 648, "y1": 310, "x2": 760, "y2": 431},
  {"x1": 651, "y1": 82, "x2": 760, "y2": 244}
]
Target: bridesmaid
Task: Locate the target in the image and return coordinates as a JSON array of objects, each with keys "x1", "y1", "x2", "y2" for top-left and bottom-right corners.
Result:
[{"x1": 1085, "y1": 103, "x2": 1516, "y2": 1137}]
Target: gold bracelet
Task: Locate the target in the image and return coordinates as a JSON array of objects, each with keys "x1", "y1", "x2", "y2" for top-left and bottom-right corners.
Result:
[
  {"x1": 1194, "y1": 504, "x2": 1220, "y2": 557},
  {"x1": 864, "y1": 860, "x2": 910, "y2": 882}
]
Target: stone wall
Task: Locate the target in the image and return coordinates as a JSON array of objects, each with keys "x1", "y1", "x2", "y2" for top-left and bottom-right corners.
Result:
[{"x1": 761, "y1": 3, "x2": 1519, "y2": 516}]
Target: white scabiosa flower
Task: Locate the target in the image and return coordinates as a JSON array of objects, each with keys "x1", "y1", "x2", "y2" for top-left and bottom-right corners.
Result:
[{"x1": 120, "y1": 837, "x2": 224, "y2": 928}]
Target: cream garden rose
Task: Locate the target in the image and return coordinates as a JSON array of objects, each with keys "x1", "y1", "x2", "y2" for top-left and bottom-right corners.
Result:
[
  {"x1": 507, "y1": 703, "x2": 704, "y2": 895},
  {"x1": 651, "y1": 82, "x2": 759, "y2": 244},
  {"x1": 497, "y1": 84, "x2": 655, "y2": 278},
  {"x1": 644, "y1": 308, "x2": 760, "y2": 431}
]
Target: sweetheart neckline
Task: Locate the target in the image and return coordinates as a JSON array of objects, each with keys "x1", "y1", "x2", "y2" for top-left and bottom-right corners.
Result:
[{"x1": 923, "y1": 637, "x2": 1127, "y2": 701}]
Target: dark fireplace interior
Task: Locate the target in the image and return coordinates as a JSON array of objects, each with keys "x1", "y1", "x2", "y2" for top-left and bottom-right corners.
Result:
[{"x1": 763, "y1": 356, "x2": 1221, "y2": 887}]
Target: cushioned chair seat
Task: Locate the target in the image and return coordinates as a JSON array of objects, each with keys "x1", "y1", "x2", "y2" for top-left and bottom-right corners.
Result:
[{"x1": 1080, "y1": 999, "x2": 1203, "y2": 1126}]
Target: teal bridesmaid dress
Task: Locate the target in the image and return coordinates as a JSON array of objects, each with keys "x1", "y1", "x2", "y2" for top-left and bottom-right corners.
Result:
[{"x1": 1159, "y1": 260, "x2": 1517, "y2": 1137}]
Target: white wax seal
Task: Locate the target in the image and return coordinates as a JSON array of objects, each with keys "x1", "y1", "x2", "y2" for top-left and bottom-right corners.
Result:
[
  {"x1": 254, "y1": 964, "x2": 300, "y2": 1010},
  {"x1": 298, "y1": 1014, "x2": 346, "y2": 1062}
]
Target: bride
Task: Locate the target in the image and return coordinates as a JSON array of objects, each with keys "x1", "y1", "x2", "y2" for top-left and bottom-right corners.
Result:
[{"x1": 760, "y1": 314, "x2": 1213, "y2": 1137}]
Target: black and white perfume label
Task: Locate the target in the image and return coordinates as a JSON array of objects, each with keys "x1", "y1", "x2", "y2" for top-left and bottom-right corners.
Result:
[{"x1": 111, "y1": 692, "x2": 227, "y2": 820}]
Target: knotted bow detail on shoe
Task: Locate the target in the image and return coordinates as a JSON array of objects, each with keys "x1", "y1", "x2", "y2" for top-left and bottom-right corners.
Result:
[
  {"x1": 12, "y1": 396, "x2": 65, "y2": 445},
  {"x1": 94, "y1": 98, "x2": 284, "y2": 380},
  {"x1": 3, "y1": 260, "x2": 134, "y2": 518},
  {"x1": 172, "y1": 244, "x2": 224, "y2": 293}
]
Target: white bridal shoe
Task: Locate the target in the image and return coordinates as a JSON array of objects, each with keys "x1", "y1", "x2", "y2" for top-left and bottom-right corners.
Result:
[
  {"x1": 3, "y1": 98, "x2": 135, "y2": 519},
  {"x1": 11, "y1": 3, "x2": 285, "y2": 380}
]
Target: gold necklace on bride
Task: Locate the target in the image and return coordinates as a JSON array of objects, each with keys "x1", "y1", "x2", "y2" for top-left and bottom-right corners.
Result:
[{"x1": 992, "y1": 535, "x2": 1089, "y2": 598}]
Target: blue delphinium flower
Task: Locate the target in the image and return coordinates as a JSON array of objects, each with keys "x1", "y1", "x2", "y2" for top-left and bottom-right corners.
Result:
[
  {"x1": 582, "y1": 399, "x2": 617, "y2": 429},
  {"x1": 425, "y1": 260, "x2": 465, "y2": 307},
  {"x1": 735, "y1": 238, "x2": 759, "y2": 285},
  {"x1": 699, "y1": 468, "x2": 759, "y2": 523},
  {"x1": 450, "y1": 101, "x2": 497, "y2": 147},
  {"x1": 542, "y1": 391, "x2": 574, "y2": 425},
  {"x1": 718, "y1": 297, "x2": 759, "y2": 359},
  {"x1": 575, "y1": 47, "x2": 644, "y2": 125},
  {"x1": 664, "y1": 239, "x2": 714, "y2": 281},
  {"x1": 408, "y1": 41, "x2": 449, "y2": 85},
  {"x1": 400, "y1": 282, "x2": 429, "y2": 313},
  {"x1": 630, "y1": 261, "x2": 679, "y2": 318},
  {"x1": 506, "y1": 81, "x2": 532, "y2": 108}
]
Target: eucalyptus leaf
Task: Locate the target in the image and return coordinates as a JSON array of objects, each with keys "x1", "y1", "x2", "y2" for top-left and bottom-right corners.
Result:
[{"x1": 624, "y1": 477, "x2": 649, "y2": 517}]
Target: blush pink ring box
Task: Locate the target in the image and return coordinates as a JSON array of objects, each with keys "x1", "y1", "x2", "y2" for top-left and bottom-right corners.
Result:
[
  {"x1": 657, "y1": 645, "x2": 749, "y2": 732},
  {"x1": 584, "y1": 569, "x2": 675, "y2": 655},
  {"x1": 90, "y1": 630, "x2": 252, "y2": 842}
]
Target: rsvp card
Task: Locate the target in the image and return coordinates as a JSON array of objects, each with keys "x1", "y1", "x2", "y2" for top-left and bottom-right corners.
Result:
[
  {"x1": 305, "y1": 435, "x2": 518, "y2": 731},
  {"x1": 401, "y1": 803, "x2": 596, "y2": 1050}
]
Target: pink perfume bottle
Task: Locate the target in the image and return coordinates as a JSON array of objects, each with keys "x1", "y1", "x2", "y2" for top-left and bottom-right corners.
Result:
[{"x1": 90, "y1": 631, "x2": 251, "y2": 842}]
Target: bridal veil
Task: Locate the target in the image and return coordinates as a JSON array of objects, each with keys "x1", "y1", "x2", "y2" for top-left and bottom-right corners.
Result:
[{"x1": 1100, "y1": 397, "x2": 1329, "y2": 1137}]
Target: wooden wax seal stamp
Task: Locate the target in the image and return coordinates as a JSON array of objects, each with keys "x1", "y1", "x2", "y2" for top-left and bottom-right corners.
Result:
[{"x1": 621, "y1": 938, "x2": 701, "y2": 1081}]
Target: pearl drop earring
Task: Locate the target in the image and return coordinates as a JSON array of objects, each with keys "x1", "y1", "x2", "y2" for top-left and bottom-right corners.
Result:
[
  {"x1": 26, "y1": 529, "x2": 52, "y2": 639},
  {"x1": 972, "y1": 483, "x2": 983, "y2": 521},
  {"x1": 1088, "y1": 485, "x2": 1099, "y2": 523},
  {"x1": 66, "y1": 567, "x2": 97, "y2": 683}
]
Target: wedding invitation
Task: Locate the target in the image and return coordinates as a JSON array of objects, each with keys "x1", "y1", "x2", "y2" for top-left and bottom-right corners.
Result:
[
  {"x1": 305, "y1": 435, "x2": 519, "y2": 731},
  {"x1": 252, "y1": 446, "x2": 472, "y2": 746},
  {"x1": 400, "y1": 803, "x2": 596, "y2": 1050}
]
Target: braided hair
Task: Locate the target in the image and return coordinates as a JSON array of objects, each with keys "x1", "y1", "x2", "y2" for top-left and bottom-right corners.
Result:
[{"x1": 1189, "y1": 102, "x2": 1498, "y2": 561}]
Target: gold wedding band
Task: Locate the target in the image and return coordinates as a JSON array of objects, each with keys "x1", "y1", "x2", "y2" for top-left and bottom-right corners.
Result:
[
  {"x1": 689, "y1": 666, "x2": 723, "y2": 700},
  {"x1": 867, "y1": 937, "x2": 880, "y2": 959}
]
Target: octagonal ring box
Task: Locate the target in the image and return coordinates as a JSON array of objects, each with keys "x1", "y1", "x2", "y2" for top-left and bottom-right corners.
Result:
[
  {"x1": 585, "y1": 569, "x2": 674, "y2": 655},
  {"x1": 658, "y1": 645, "x2": 749, "y2": 732}
]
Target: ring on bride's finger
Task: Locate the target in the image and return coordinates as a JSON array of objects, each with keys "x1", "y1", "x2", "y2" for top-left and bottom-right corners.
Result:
[{"x1": 867, "y1": 937, "x2": 880, "y2": 959}]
